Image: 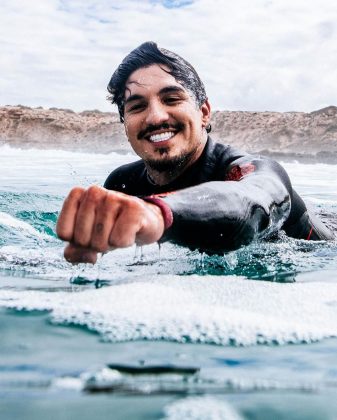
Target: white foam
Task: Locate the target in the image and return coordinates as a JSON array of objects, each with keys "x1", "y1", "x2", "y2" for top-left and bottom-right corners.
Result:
[
  {"x1": 162, "y1": 396, "x2": 243, "y2": 420},
  {"x1": 0, "y1": 144, "x2": 136, "y2": 161},
  {"x1": 52, "y1": 367, "x2": 123, "y2": 392},
  {"x1": 1, "y1": 275, "x2": 337, "y2": 346},
  {"x1": 0, "y1": 211, "x2": 49, "y2": 239},
  {"x1": 52, "y1": 376, "x2": 83, "y2": 391}
]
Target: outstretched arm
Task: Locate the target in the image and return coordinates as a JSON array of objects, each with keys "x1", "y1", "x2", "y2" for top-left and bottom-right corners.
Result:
[
  {"x1": 145, "y1": 157, "x2": 292, "y2": 253},
  {"x1": 57, "y1": 157, "x2": 294, "y2": 263}
]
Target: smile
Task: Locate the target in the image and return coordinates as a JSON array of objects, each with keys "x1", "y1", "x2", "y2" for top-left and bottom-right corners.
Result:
[{"x1": 148, "y1": 131, "x2": 175, "y2": 143}]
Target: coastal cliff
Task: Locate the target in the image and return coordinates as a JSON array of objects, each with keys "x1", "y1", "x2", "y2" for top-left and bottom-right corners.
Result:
[{"x1": 1, "y1": 105, "x2": 337, "y2": 162}]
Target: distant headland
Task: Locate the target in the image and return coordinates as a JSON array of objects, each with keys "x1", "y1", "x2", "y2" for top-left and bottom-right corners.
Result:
[{"x1": 1, "y1": 105, "x2": 337, "y2": 163}]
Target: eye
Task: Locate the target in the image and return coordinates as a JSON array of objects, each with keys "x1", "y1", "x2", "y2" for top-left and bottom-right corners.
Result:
[
  {"x1": 126, "y1": 103, "x2": 146, "y2": 113},
  {"x1": 164, "y1": 96, "x2": 182, "y2": 105}
]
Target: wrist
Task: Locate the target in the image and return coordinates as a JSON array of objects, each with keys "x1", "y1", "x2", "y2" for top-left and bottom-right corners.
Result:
[{"x1": 142, "y1": 196, "x2": 173, "y2": 231}]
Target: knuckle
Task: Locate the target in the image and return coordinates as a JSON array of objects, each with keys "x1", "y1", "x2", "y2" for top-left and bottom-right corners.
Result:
[
  {"x1": 105, "y1": 190, "x2": 125, "y2": 206},
  {"x1": 103, "y1": 195, "x2": 115, "y2": 212},
  {"x1": 68, "y1": 186, "x2": 85, "y2": 201},
  {"x1": 100, "y1": 195, "x2": 116, "y2": 214},
  {"x1": 104, "y1": 192, "x2": 144, "y2": 214},
  {"x1": 85, "y1": 185, "x2": 105, "y2": 203},
  {"x1": 122, "y1": 197, "x2": 143, "y2": 214}
]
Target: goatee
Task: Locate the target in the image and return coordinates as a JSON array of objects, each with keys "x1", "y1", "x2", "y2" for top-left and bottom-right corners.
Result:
[{"x1": 145, "y1": 148, "x2": 196, "y2": 173}]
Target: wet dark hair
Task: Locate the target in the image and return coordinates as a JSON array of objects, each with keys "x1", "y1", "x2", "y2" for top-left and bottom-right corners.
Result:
[{"x1": 107, "y1": 41, "x2": 208, "y2": 124}]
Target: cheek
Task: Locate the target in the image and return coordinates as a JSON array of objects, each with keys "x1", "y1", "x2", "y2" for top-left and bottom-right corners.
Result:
[
  {"x1": 175, "y1": 105, "x2": 202, "y2": 125},
  {"x1": 124, "y1": 116, "x2": 145, "y2": 137},
  {"x1": 124, "y1": 119, "x2": 136, "y2": 137}
]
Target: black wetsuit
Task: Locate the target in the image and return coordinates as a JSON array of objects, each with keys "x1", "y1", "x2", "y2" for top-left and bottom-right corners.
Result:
[{"x1": 104, "y1": 137, "x2": 334, "y2": 253}]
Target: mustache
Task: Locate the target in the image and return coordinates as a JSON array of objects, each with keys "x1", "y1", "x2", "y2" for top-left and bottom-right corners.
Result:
[{"x1": 137, "y1": 122, "x2": 185, "y2": 140}]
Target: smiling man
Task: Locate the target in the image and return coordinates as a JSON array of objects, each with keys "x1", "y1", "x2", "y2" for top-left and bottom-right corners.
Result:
[
  {"x1": 56, "y1": 41, "x2": 334, "y2": 263},
  {"x1": 121, "y1": 64, "x2": 210, "y2": 186}
]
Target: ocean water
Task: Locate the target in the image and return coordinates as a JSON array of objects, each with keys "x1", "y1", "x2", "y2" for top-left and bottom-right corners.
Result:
[{"x1": 1, "y1": 145, "x2": 337, "y2": 419}]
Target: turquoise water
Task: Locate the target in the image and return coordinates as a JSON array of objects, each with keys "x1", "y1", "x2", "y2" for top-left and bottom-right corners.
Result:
[{"x1": 1, "y1": 145, "x2": 337, "y2": 419}]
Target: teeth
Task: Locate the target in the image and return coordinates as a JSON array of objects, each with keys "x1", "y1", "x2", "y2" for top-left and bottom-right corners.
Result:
[{"x1": 149, "y1": 132, "x2": 175, "y2": 142}]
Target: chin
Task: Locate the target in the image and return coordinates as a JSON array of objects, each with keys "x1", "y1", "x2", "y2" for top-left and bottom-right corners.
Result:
[{"x1": 146, "y1": 149, "x2": 195, "y2": 173}]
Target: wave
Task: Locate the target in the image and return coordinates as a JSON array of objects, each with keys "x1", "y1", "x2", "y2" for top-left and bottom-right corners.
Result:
[
  {"x1": 0, "y1": 211, "x2": 50, "y2": 239},
  {"x1": 0, "y1": 144, "x2": 137, "y2": 161}
]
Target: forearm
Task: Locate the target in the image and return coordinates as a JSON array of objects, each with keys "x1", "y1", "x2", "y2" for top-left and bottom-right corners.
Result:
[{"x1": 153, "y1": 176, "x2": 291, "y2": 253}]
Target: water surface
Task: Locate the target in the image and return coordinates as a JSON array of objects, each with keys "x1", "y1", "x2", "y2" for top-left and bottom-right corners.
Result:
[{"x1": 1, "y1": 145, "x2": 337, "y2": 419}]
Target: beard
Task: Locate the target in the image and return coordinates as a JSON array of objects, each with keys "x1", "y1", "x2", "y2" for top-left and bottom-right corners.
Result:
[{"x1": 145, "y1": 147, "x2": 197, "y2": 173}]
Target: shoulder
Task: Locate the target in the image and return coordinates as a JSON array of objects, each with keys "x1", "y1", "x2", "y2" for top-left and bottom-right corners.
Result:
[
  {"x1": 104, "y1": 159, "x2": 146, "y2": 191},
  {"x1": 210, "y1": 138, "x2": 292, "y2": 188},
  {"x1": 210, "y1": 138, "x2": 272, "y2": 168},
  {"x1": 206, "y1": 138, "x2": 257, "y2": 178}
]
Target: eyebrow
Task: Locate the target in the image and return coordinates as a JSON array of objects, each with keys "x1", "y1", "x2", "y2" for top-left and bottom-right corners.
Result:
[
  {"x1": 159, "y1": 85, "x2": 186, "y2": 95},
  {"x1": 124, "y1": 94, "x2": 144, "y2": 106},
  {"x1": 124, "y1": 85, "x2": 186, "y2": 106}
]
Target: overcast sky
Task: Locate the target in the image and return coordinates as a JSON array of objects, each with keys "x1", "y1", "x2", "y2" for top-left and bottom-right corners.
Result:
[{"x1": 1, "y1": 0, "x2": 336, "y2": 113}]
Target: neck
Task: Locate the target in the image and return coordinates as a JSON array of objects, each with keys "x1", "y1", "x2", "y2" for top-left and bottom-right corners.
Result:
[{"x1": 145, "y1": 138, "x2": 207, "y2": 186}]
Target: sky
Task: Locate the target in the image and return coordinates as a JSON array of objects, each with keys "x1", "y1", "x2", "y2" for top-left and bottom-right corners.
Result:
[{"x1": 1, "y1": 0, "x2": 336, "y2": 113}]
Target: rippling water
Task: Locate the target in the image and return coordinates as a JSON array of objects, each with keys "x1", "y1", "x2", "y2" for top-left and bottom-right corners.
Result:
[{"x1": 1, "y1": 145, "x2": 337, "y2": 419}]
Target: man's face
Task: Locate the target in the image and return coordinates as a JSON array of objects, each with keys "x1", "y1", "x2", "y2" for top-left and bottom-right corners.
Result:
[{"x1": 123, "y1": 64, "x2": 210, "y2": 172}]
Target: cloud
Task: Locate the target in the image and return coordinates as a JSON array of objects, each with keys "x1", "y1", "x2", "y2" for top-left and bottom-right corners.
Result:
[
  {"x1": 150, "y1": 0, "x2": 194, "y2": 8},
  {"x1": 0, "y1": 0, "x2": 337, "y2": 112}
]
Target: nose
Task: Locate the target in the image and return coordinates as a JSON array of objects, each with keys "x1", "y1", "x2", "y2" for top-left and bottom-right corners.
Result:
[{"x1": 144, "y1": 100, "x2": 169, "y2": 126}]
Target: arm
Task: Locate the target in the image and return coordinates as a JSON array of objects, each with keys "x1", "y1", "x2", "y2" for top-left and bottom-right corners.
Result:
[
  {"x1": 56, "y1": 157, "x2": 292, "y2": 262},
  {"x1": 145, "y1": 156, "x2": 292, "y2": 253}
]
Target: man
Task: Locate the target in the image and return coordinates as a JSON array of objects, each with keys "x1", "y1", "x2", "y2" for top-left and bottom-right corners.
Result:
[{"x1": 57, "y1": 42, "x2": 334, "y2": 264}]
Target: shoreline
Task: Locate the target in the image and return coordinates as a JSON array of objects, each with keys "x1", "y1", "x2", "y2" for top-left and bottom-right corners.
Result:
[
  {"x1": 1, "y1": 105, "x2": 337, "y2": 164},
  {"x1": 2, "y1": 142, "x2": 337, "y2": 165}
]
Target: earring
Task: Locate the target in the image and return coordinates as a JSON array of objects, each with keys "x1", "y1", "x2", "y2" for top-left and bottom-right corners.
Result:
[{"x1": 206, "y1": 123, "x2": 212, "y2": 133}]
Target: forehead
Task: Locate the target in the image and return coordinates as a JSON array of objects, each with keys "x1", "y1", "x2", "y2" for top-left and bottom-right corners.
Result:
[{"x1": 124, "y1": 64, "x2": 185, "y2": 98}]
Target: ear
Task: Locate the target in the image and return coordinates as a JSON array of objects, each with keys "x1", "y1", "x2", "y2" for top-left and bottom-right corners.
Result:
[{"x1": 200, "y1": 99, "x2": 211, "y2": 128}]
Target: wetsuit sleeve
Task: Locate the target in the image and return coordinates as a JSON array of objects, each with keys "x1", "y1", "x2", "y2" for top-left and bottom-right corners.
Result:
[{"x1": 146, "y1": 156, "x2": 292, "y2": 254}]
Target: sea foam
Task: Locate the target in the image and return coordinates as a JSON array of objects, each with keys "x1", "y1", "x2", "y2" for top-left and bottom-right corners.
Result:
[
  {"x1": 162, "y1": 396, "x2": 243, "y2": 420},
  {"x1": 1, "y1": 275, "x2": 337, "y2": 346},
  {"x1": 0, "y1": 211, "x2": 49, "y2": 239}
]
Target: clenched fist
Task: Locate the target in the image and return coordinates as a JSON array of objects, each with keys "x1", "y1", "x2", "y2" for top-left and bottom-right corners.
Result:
[{"x1": 56, "y1": 185, "x2": 165, "y2": 264}]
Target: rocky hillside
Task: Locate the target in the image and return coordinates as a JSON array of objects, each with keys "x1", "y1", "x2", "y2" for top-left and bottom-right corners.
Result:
[
  {"x1": 0, "y1": 106, "x2": 126, "y2": 153},
  {"x1": 211, "y1": 106, "x2": 337, "y2": 162},
  {"x1": 1, "y1": 105, "x2": 337, "y2": 162}
]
